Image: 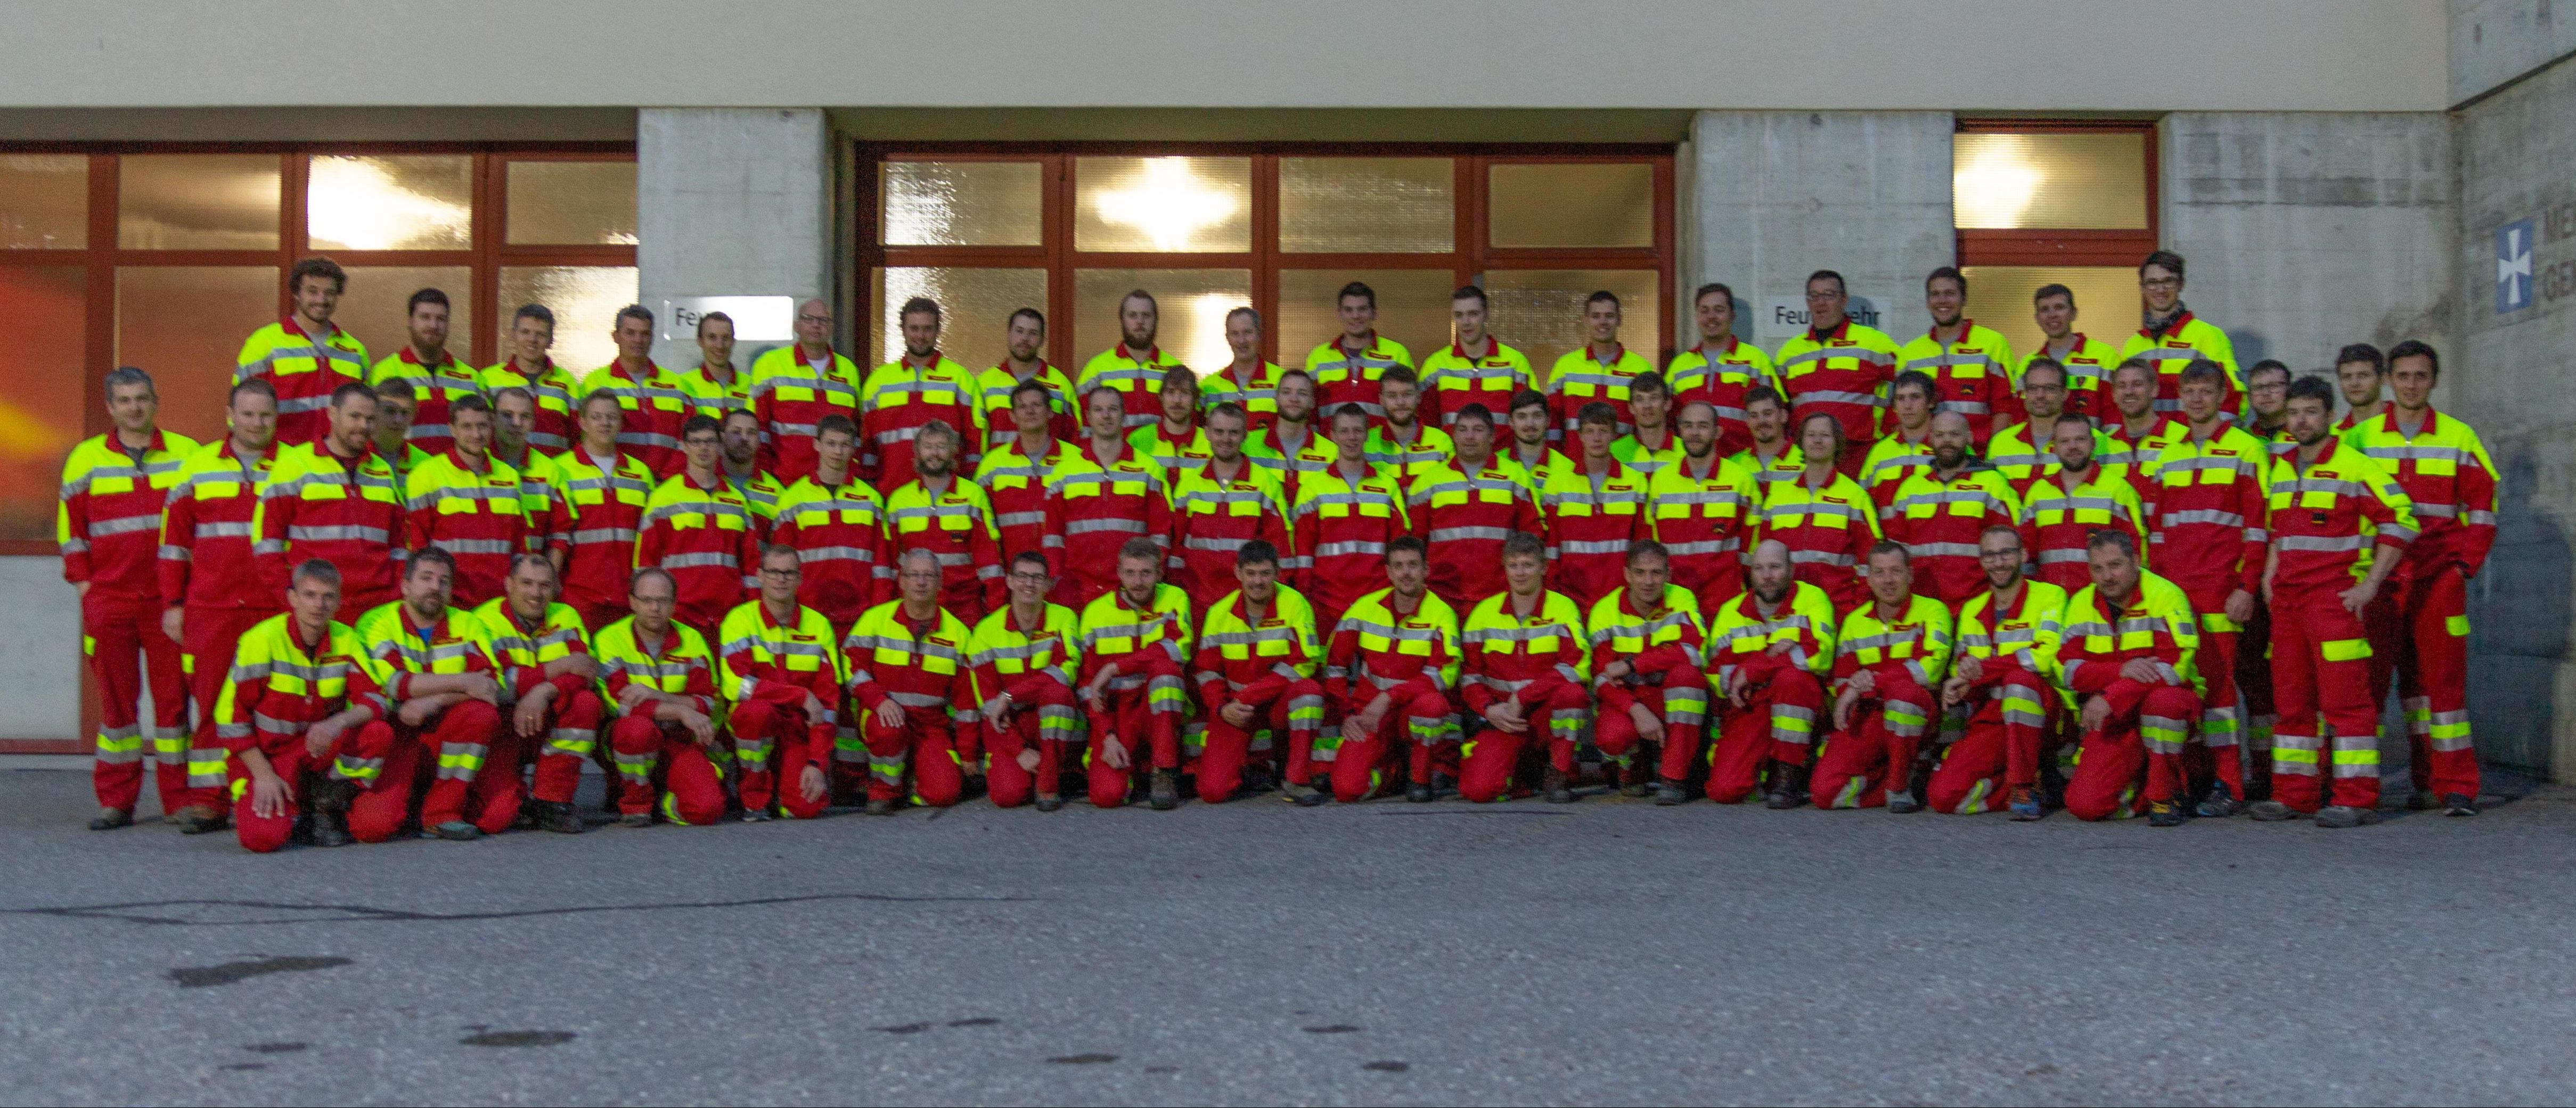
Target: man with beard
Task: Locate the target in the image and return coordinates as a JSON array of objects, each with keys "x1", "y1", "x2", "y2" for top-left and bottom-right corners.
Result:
[
  {"x1": 2056, "y1": 530, "x2": 2204, "y2": 826},
  {"x1": 880, "y1": 420, "x2": 1005, "y2": 621},
  {"x1": 1045, "y1": 387, "x2": 1172, "y2": 606},
  {"x1": 1812, "y1": 542, "x2": 1952, "y2": 812},
  {"x1": 1881, "y1": 411, "x2": 2019, "y2": 605},
  {"x1": 972, "y1": 307, "x2": 1076, "y2": 452},
  {"x1": 1897, "y1": 267, "x2": 2019, "y2": 445},
  {"x1": 2018, "y1": 416, "x2": 2147, "y2": 593},
  {"x1": 1170, "y1": 402, "x2": 1292, "y2": 611},
  {"x1": 1985, "y1": 359, "x2": 2116, "y2": 496},
  {"x1": 1646, "y1": 400, "x2": 1762, "y2": 614},
  {"x1": 1406, "y1": 403, "x2": 1541, "y2": 611},
  {"x1": 1190, "y1": 540, "x2": 1325, "y2": 805},
  {"x1": 1930, "y1": 525, "x2": 2066, "y2": 819},
  {"x1": 1586, "y1": 541, "x2": 1711, "y2": 805},
  {"x1": 1707, "y1": 540, "x2": 1837, "y2": 807},
  {"x1": 1321, "y1": 537, "x2": 1461, "y2": 805},
  {"x1": 1078, "y1": 289, "x2": 1189, "y2": 432},
  {"x1": 1076, "y1": 539, "x2": 1196, "y2": 810},
  {"x1": 860, "y1": 297, "x2": 984, "y2": 489},
  {"x1": 1458, "y1": 532, "x2": 1592, "y2": 804}
]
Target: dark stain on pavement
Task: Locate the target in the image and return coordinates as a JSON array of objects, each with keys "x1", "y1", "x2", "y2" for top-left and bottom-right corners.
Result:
[
  {"x1": 1365, "y1": 1061, "x2": 1411, "y2": 1072},
  {"x1": 12, "y1": 891, "x2": 1024, "y2": 928},
  {"x1": 1144, "y1": 1065, "x2": 1179, "y2": 1074},
  {"x1": 877, "y1": 1023, "x2": 932, "y2": 1034},
  {"x1": 1303, "y1": 1024, "x2": 1362, "y2": 1033},
  {"x1": 167, "y1": 955, "x2": 351, "y2": 987},
  {"x1": 461, "y1": 1030, "x2": 576, "y2": 1047},
  {"x1": 947, "y1": 1017, "x2": 1000, "y2": 1027},
  {"x1": 244, "y1": 1043, "x2": 308, "y2": 1054},
  {"x1": 1048, "y1": 1053, "x2": 1119, "y2": 1064},
  {"x1": 219, "y1": 1063, "x2": 267, "y2": 1071}
]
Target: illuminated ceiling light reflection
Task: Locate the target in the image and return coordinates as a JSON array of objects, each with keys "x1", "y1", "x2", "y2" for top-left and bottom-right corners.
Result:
[
  {"x1": 1093, "y1": 158, "x2": 1239, "y2": 251},
  {"x1": 307, "y1": 158, "x2": 470, "y2": 250},
  {"x1": 1953, "y1": 139, "x2": 2043, "y2": 229},
  {"x1": 1178, "y1": 292, "x2": 1242, "y2": 374}
]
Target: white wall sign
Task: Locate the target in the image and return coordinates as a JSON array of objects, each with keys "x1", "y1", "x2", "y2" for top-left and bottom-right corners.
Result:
[
  {"x1": 1757, "y1": 295, "x2": 1887, "y2": 340},
  {"x1": 663, "y1": 296, "x2": 796, "y2": 344}
]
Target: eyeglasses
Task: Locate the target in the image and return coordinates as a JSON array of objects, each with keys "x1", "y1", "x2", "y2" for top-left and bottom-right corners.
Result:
[
  {"x1": 759, "y1": 566, "x2": 801, "y2": 578},
  {"x1": 797, "y1": 314, "x2": 833, "y2": 325}
]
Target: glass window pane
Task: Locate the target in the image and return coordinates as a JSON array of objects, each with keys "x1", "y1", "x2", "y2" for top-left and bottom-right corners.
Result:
[
  {"x1": 1483, "y1": 269, "x2": 1662, "y2": 382},
  {"x1": 497, "y1": 266, "x2": 640, "y2": 372},
  {"x1": 870, "y1": 267, "x2": 1049, "y2": 370},
  {"x1": 338, "y1": 266, "x2": 473, "y2": 365},
  {"x1": 1279, "y1": 158, "x2": 1453, "y2": 254},
  {"x1": 880, "y1": 161, "x2": 1043, "y2": 247},
  {"x1": 1074, "y1": 157, "x2": 1251, "y2": 253},
  {"x1": 506, "y1": 161, "x2": 639, "y2": 245},
  {"x1": 1, "y1": 155, "x2": 87, "y2": 249},
  {"x1": 1953, "y1": 133, "x2": 2149, "y2": 231},
  {"x1": 1958, "y1": 265, "x2": 2141, "y2": 362},
  {"x1": 1276, "y1": 269, "x2": 1458, "y2": 368},
  {"x1": 307, "y1": 155, "x2": 473, "y2": 251},
  {"x1": 1489, "y1": 163, "x2": 1653, "y2": 249},
  {"x1": 1073, "y1": 269, "x2": 1252, "y2": 375},
  {"x1": 116, "y1": 266, "x2": 279, "y2": 444},
  {"x1": 0, "y1": 267, "x2": 88, "y2": 538},
  {"x1": 118, "y1": 154, "x2": 280, "y2": 250}
]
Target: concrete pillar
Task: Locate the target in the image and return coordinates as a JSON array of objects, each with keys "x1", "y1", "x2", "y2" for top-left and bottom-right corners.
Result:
[
  {"x1": 1687, "y1": 111, "x2": 1953, "y2": 346},
  {"x1": 636, "y1": 108, "x2": 835, "y2": 367},
  {"x1": 2157, "y1": 113, "x2": 2455, "y2": 377},
  {"x1": 2454, "y1": 53, "x2": 2576, "y2": 779}
]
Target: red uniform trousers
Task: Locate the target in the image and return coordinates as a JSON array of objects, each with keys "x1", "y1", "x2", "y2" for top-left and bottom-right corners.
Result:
[
  {"x1": 411, "y1": 699, "x2": 517, "y2": 833},
  {"x1": 1084, "y1": 655, "x2": 1188, "y2": 808},
  {"x1": 1326, "y1": 686, "x2": 1454, "y2": 804},
  {"x1": 1706, "y1": 662, "x2": 1825, "y2": 803},
  {"x1": 984, "y1": 676, "x2": 1083, "y2": 808},
  {"x1": 1927, "y1": 668, "x2": 2051, "y2": 815},
  {"x1": 607, "y1": 715, "x2": 726, "y2": 825},
  {"x1": 2368, "y1": 565, "x2": 2479, "y2": 802},
  {"x1": 519, "y1": 689, "x2": 605, "y2": 806},
  {"x1": 1197, "y1": 679, "x2": 1324, "y2": 804},
  {"x1": 1812, "y1": 669, "x2": 1935, "y2": 809},
  {"x1": 1595, "y1": 664, "x2": 1713, "y2": 783},
  {"x1": 2063, "y1": 679, "x2": 2201, "y2": 821},
  {"x1": 2237, "y1": 598, "x2": 2278, "y2": 794},
  {"x1": 2268, "y1": 593, "x2": 2383, "y2": 812},
  {"x1": 228, "y1": 720, "x2": 402, "y2": 852},
  {"x1": 729, "y1": 700, "x2": 835, "y2": 819},
  {"x1": 84, "y1": 592, "x2": 189, "y2": 814},
  {"x1": 860, "y1": 707, "x2": 966, "y2": 808},
  {"x1": 1458, "y1": 675, "x2": 1589, "y2": 803},
  {"x1": 180, "y1": 605, "x2": 279, "y2": 811}
]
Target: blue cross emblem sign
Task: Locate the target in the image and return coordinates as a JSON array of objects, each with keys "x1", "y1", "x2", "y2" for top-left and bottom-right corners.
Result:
[{"x1": 2498, "y1": 218, "x2": 2534, "y2": 314}]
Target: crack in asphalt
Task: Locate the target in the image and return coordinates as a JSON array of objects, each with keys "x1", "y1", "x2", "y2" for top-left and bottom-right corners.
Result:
[{"x1": 5, "y1": 891, "x2": 1026, "y2": 928}]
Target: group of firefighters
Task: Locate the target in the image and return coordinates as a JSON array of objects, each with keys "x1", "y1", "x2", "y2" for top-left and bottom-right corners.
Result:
[{"x1": 56, "y1": 247, "x2": 2495, "y2": 850}]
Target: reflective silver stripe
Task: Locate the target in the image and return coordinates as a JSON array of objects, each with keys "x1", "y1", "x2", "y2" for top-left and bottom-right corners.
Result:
[
  {"x1": 89, "y1": 514, "x2": 163, "y2": 537},
  {"x1": 663, "y1": 552, "x2": 742, "y2": 569},
  {"x1": 1314, "y1": 540, "x2": 1388, "y2": 558},
  {"x1": 1426, "y1": 526, "x2": 1514, "y2": 543},
  {"x1": 285, "y1": 524, "x2": 390, "y2": 544},
  {"x1": 1787, "y1": 550, "x2": 1855, "y2": 567},
  {"x1": 1903, "y1": 541, "x2": 1981, "y2": 558},
  {"x1": 438, "y1": 539, "x2": 518, "y2": 554},
  {"x1": 1558, "y1": 539, "x2": 1630, "y2": 555},
  {"x1": 195, "y1": 521, "x2": 255, "y2": 538},
  {"x1": 1064, "y1": 518, "x2": 1150, "y2": 536},
  {"x1": 1793, "y1": 389, "x2": 1882, "y2": 406},
  {"x1": 569, "y1": 527, "x2": 639, "y2": 545},
  {"x1": 2279, "y1": 534, "x2": 2368, "y2": 552},
  {"x1": 2409, "y1": 503, "x2": 2457, "y2": 519},
  {"x1": 2158, "y1": 508, "x2": 2246, "y2": 528},
  {"x1": 2034, "y1": 548, "x2": 2090, "y2": 564},
  {"x1": 995, "y1": 510, "x2": 1045, "y2": 528},
  {"x1": 798, "y1": 545, "x2": 876, "y2": 563}
]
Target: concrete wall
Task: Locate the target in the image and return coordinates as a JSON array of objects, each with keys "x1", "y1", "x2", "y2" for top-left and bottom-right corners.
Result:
[
  {"x1": 0, "y1": 1, "x2": 2448, "y2": 113},
  {"x1": 2157, "y1": 113, "x2": 2456, "y2": 377},
  {"x1": 2452, "y1": 0, "x2": 2576, "y2": 105},
  {"x1": 1688, "y1": 111, "x2": 1956, "y2": 346},
  {"x1": 636, "y1": 109, "x2": 836, "y2": 368},
  {"x1": 0, "y1": 557, "x2": 86, "y2": 742}
]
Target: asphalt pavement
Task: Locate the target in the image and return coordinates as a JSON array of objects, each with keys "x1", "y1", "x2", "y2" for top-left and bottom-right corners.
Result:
[{"x1": 3, "y1": 762, "x2": 2572, "y2": 1106}]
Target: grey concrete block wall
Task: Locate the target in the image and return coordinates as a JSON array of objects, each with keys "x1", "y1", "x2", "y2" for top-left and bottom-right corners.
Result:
[
  {"x1": 2453, "y1": 53, "x2": 2576, "y2": 778},
  {"x1": 2452, "y1": 0, "x2": 2576, "y2": 105},
  {"x1": 2157, "y1": 113, "x2": 2455, "y2": 379},
  {"x1": 637, "y1": 108, "x2": 833, "y2": 367},
  {"x1": 1687, "y1": 111, "x2": 1954, "y2": 344}
]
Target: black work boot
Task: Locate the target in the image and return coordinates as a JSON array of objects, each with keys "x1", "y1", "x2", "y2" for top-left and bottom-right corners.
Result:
[
  {"x1": 1406, "y1": 781, "x2": 1435, "y2": 803},
  {"x1": 1149, "y1": 769, "x2": 1180, "y2": 810},
  {"x1": 1542, "y1": 768, "x2": 1575, "y2": 804},
  {"x1": 87, "y1": 807, "x2": 134, "y2": 831},
  {"x1": 533, "y1": 800, "x2": 587, "y2": 834},
  {"x1": 2442, "y1": 793, "x2": 2480, "y2": 817},
  {"x1": 1765, "y1": 764, "x2": 1810, "y2": 810},
  {"x1": 2195, "y1": 781, "x2": 2242, "y2": 818},
  {"x1": 1653, "y1": 778, "x2": 1689, "y2": 806},
  {"x1": 1034, "y1": 792, "x2": 1064, "y2": 812},
  {"x1": 309, "y1": 811, "x2": 353, "y2": 847},
  {"x1": 1283, "y1": 780, "x2": 1328, "y2": 807}
]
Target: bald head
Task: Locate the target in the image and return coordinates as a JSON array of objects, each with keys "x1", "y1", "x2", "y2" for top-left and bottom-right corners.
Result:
[
  {"x1": 1748, "y1": 538, "x2": 1794, "y2": 603},
  {"x1": 796, "y1": 297, "x2": 833, "y2": 350},
  {"x1": 1929, "y1": 409, "x2": 1973, "y2": 468}
]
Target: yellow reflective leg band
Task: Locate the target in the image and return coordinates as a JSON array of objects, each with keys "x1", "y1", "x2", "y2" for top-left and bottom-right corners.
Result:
[{"x1": 2321, "y1": 637, "x2": 2373, "y2": 662}]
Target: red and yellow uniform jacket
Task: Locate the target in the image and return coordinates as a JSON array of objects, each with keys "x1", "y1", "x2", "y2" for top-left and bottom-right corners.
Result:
[
  {"x1": 2343, "y1": 407, "x2": 2497, "y2": 579},
  {"x1": 594, "y1": 616, "x2": 716, "y2": 719},
  {"x1": 1191, "y1": 586, "x2": 1323, "y2": 710},
  {"x1": 468, "y1": 597, "x2": 594, "y2": 712},
  {"x1": 1545, "y1": 343, "x2": 1653, "y2": 442},
  {"x1": 1364, "y1": 423, "x2": 1454, "y2": 483},
  {"x1": 771, "y1": 474, "x2": 893, "y2": 627},
  {"x1": 1077, "y1": 342, "x2": 1188, "y2": 432},
  {"x1": 1881, "y1": 466, "x2": 2021, "y2": 604},
  {"x1": 1665, "y1": 338, "x2": 1778, "y2": 457},
  {"x1": 1830, "y1": 593, "x2": 1954, "y2": 693},
  {"x1": 1646, "y1": 452, "x2": 1762, "y2": 608},
  {"x1": 1458, "y1": 589, "x2": 1591, "y2": 716},
  {"x1": 2117, "y1": 310, "x2": 2241, "y2": 415},
  {"x1": 717, "y1": 599, "x2": 845, "y2": 758},
  {"x1": 1588, "y1": 584, "x2": 1710, "y2": 680},
  {"x1": 546, "y1": 446, "x2": 656, "y2": 618},
  {"x1": 1858, "y1": 428, "x2": 1934, "y2": 508},
  {"x1": 1170, "y1": 462, "x2": 1294, "y2": 612},
  {"x1": 2017, "y1": 465, "x2": 2148, "y2": 592},
  {"x1": 579, "y1": 360, "x2": 696, "y2": 476},
  {"x1": 1244, "y1": 425, "x2": 1337, "y2": 505},
  {"x1": 477, "y1": 357, "x2": 579, "y2": 453},
  {"x1": 1954, "y1": 579, "x2": 2068, "y2": 689},
  {"x1": 967, "y1": 601, "x2": 1083, "y2": 725},
  {"x1": 237, "y1": 318, "x2": 367, "y2": 447},
  {"x1": 2019, "y1": 335, "x2": 2123, "y2": 422},
  {"x1": 1306, "y1": 332, "x2": 1413, "y2": 424},
  {"x1": 1985, "y1": 420, "x2": 2123, "y2": 497},
  {"x1": 972, "y1": 438, "x2": 1076, "y2": 567},
  {"x1": 254, "y1": 441, "x2": 404, "y2": 602},
  {"x1": 1130, "y1": 421, "x2": 1215, "y2": 483},
  {"x1": 211, "y1": 614, "x2": 388, "y2": 781},
  {"x1": 1075, "y1": 584, "x2": 1195, "y2": 700},
  {"x1": 158, "y1": 439, "x2": 275, "y2": 611},
  {"x1": 882, "y1": 477, "x2": 1006, "y2": 618},
  {"x1": 860, "y1": 352, "x2": 984, "y2": 489},
  {"x1": 1289, "y1": 461, "x2": 1411, "y2": 621},
  {"x1": 60, "y1": 428, "x2": 199, "y2": 599},
  {"x1": 1042, "y1": 442, "x2": 1173, "y2": 602},
  {"x1": 843, "y1": 599, "x2": 977, "y2": 728},
  {"x1": 1324, "y1": 587, "x2": 1461, "y2": 710},
  {"x1": 354, "y1": 601, "x2": 500, "y2": 704},
  {"x1": 2104, "y1": 415, "x2": 2190, "y2": 501},
  {"x1": 2055, "y1": 571, "x2": 2200, "y2": 701},
  {"x1": 1755, "y1": 470, "x2": 1880, "y2": 613},
  {"x1": 1203, "y1": 360, "x2": 1294, "y2": 431},
  {"x1": 1537, "y1": 453, "x2": 1648, "y2": 609},
  {"x1": 749, "y1": 343, "x2": 863, "y2": 482},
  {"x1": 403, "y1": 450, "x2": 527, "y2": 606},
  {"x1": 1896, "y1": 321, "x2": 2021, "y2": 445},
  {"x1": 972, "y1": 362, "x2": 1078, "y2": 452},
  {"x1": 2144, "y1": 423, "x2": 2272, "y2": 614},
  {"x1": 635, "y1": 473, "x2": 761, "y2": 633},
  {"x1": 1407, "y1": 456, "x2": 1544, "y2": 609},
  {"x1": 1708, "y1": 581, "x2": 1839, "y2": 688},
  {"x1": 1774, "y1": 319, "x2": 1901, "y2": 451},
  {"x1": 2266, "y1": 438, "x2": 2416, "y2": 593},
  {"x1": 370, "y1": 347, "x2": 483, "y2": 456},
  {"x1": 1418, "y1": 341, "x2": 1533, "y2": 430}
]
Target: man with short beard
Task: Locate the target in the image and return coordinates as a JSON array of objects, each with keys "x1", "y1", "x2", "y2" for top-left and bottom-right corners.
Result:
[
  {"x1": 1984, "y1": 359, "x2": 2115, "y2": 496},
  {"x1": 2100, "y1": 359, "x2": 2188, "y2": 500},
  {"x1": 2054, "y1": 531, "x2": 2203, "y2": 826},
  {"x1": 972, "y1": 307, "x2": 1076, "y2": 452},
  {"x1": 1405, "y1": 403, "x2": 1540, "y2": 611},
  {"x1": 403, "y1": 394, "x2": 527, "y2": 608},
  {"x1": 1078, "y1": 289, "x2": 1189, "y2": 432},
  {"x1": 257, "y1": 382, "x2": 404, "y2": 625},
  {"x1": 1585, "y1": 541, "x2": 1711, "y2": 805},
  {"x1": 861, "y1": 297, "x2": 984, "y2": 489},
  {"x1": 1457, "y1": 532, "x2": 1591, "y2": 803},
  {"x1": 1646, "y1": 400, "x2": 1761, "y2": 614},
  {"x1": 1929, "y1": 526, "x2": 2065, "y2": 819},
  {"x1": 881, "y1": 420, "x2": 1005, "y2": 621},
  {"x1": 719, "y1": 409, "x2": 786, "y2": 533},
  {"x1": 1812, "y1": 542, "x2": 1952, "y2": 812},
  {"x1": 352, "y1": 548, "x2": 509, "y2": 840},
  {"x1": 1897, "y1": 266, "x2": 2019, "y2": 446},
  {"x1": 1243, "y1": 368, "x2": 1335, "y2": 502},
  {"x1": 1321, "y1": 537, "x2": 1460, "y2": 805},
  {"x1": 1190, "y1": 540, "x2": 1325, "y2": 805},
  {"x1": 974, "y1": 379, "x2": 1080, "y2": 568},
  {"x1": 1881, "y1": 411, "x2": 2019, "y2": 605},
  {"x1": 1665, "y1": 281, "x2": 1777, "y2": 457},
  {"x1": 1076, "y1": 540, "x2": 1196, "y2": 810},
  {"x1": 467, "y1": 555, "x2": 602, "y2": 834},
  {"x1": 2017, "y1": 416, "x2": 2147, "y2": 593},
  {"x1": 1707, "y1": 540, "x2": 1837, "y2": 807},
  {"x1": 369, "y1": 288, "x2": 480, "y2": 456},
  {"x1": 1364, "y1": 367, "x2": 1453, "y2": 480},
  {"x1": 237, "y1": 257, "x2": 369, "y2": 447},
  {"x1": 1130, "y1": 365, "x2": 1213, "y2": 481},
  {"x1": 1170, "y1": 402, "x2": 1292, "y2": 611},
  {"x1": 969, "y1": 552, "x2": 1086, "y2": 811},
  {"x1": 1727, "y1": 387, "x2": 1803, "y2": 488}
]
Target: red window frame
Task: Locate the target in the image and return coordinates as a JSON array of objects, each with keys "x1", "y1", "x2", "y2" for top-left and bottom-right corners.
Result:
[{"x1": 1952, "y1": 119, "x2": 2158, "y2": 268}]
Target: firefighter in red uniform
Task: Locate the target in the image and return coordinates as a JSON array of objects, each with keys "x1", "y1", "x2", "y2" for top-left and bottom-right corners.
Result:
[
  {"x1": 749, "y1": 298, "x2": 863, "y2": 483},
  {"x1": 1170, "y1": 401, "x2": 1292, "y2": 611},
  {"x1": 1898, "y1": 267, "x2": 2019, "y2": 445},
  {"x1": 1321, "y1": 537, "x2": 1461, "y2": 804},
  {"x1": 1649, "y1": 400, "x2": 1762, "y2": 614},
  {"x1": 1985, "y1": 359, "x2": 2109, "y2": 497},
  {"x1": 881, "y1": 420, "x2": 1005, "y2": 622},
  {"x1": 470, "y1": 555, "x2": 602, "y2": 835},
  {"x1": 1204, "y1": 306, "x2": 1291, "y2": 432},
  {"x1": 1545, "y1": 290, "x2": 1653, "y2": 444},
  {"x1": 973, "y1": 307, "x2": 1077, "y2": 454},
  {"x1": 2348, "y1": 342, "x2": 2494, "y2": 816},
  {"x1": 1539, "y1": 401, "x2": 1649, "y2": 609},
  {"x1": 367, "y1": 288, "x2": 479, "y2": 457},
  {"x1": 1666, "y1": 282, "x2": 1777, "y2": 458},
  {"x1": 1812, "y1": 541, "x2": 1952, "y2": 811},
  {"x1": 402, "y1": 394, "x2": 527, "y2": 608},
  {"x1": 1710, "y1": 540, "x2": 1837, "y2": 808},
  {"x1": 355, "y1": 548, "x2": 511, "y2": 840},
  {"x1": 1931, "y1": 525, "x2": 2065, "y2": 819},
  {"x1": 1291, "y1": 404, "x2": 1411, "y2": 633},
  {"x1": 1880, "y1": 411, "x2": 2019, "y2": 606},
  {"x1": 598, "y1": 568, "x2": 724, "y2": 828},
  {"x1": 1408, "y1": 403, "x2": 1541, "y2": 611},
  {"x1": 256, "y1": 382, "x2": 405, "y2": 625},
  {"x1": 1308, "y1": 281, "x2": 1414, "y2": 424},
  {"x1": 2055, "y1": 530, "x2": 2204, "y2": 825},
  {"x1": 770, "y1": 414, "x2": 893, "y2": 638},
  {"x1": 549, "y1": 391, "x2": 654, "y2": 630},
  {"x1": 1190, "y1": 540, "x2": 1326, "y2": 805},
  {"x1": 1131, "y1": 366, "x2": 1213, "y2": 481},
  {"x1": 1587, "y1": 541, "x2": 1712, "y2": 805},
  {"x1": 635, "y1": 416, "x2": 760, "y2": 640},
  {"x1": 1419, "y1": 286, "x2": 1533, "y2": 431},
  {"x1": 970, "y1": 551, "x2": 1086, "y2": 811},
  {"x1": 847, "y1": 548, "x2": 979, "y2": 813},
  {"x1": 2145, "y1": 360, "x2": 2272, "y2": 816},
  {"x1": 861, "y1": 297, "x2": 984, "y2": 490},
  {"x1": 61, "y1": 365, "x2": 198, "y2": 831},
  {"x1": 214, "y1": 560, "x2": 402, "y2": 851},
  {"x1": 1756, "y1": 413, "x2": 1879, "y2": 613},
  {"x1": 2101, "y1": 359, "x2": 2188, "y2": 500},
  {"x1": 1076, "y1": 539, "x2": 1196, "y2": 810},
  {"x1": 1458, "y1": 532, "x2": 1593, "y2": 804},
  {"x1": 718, "y1": 545, "x2": 845, "y2": 821},
  {"x1": 2019, "y1": 417, "x2": 2147, "y2": 594},
  {"x1": 975, "y1": 378, "x2": 1080, "y2": 565},
  {"x1": 235, "y1": 258, "x2": 369, "y2": 448},
  {"x1": 577, "y1": 306, "x2": 692, "y2": 477},
  {"x1": 1046, "y1": 387, "x2": 1173, "y2": 605},
  {"x1": 2247, "y1": 377, "x2": 2416, "y2": 828},
  {"x1": 159, "y1": 380, "x2": 281, "y2": 834},
  {"x1": 1775, "y1": 270, "x2": 1901, "y2": 478}
]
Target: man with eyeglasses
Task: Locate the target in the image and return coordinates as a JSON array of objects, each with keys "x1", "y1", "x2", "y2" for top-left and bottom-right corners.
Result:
[
  {"x1": 2118, "y1": 250, "x2": 2242, "y2": 415},
  {"x1": 718, "y1": 545, "x2": 845, "y2": 820},
  {"x1": 1984, "y1": 359, "x2": 2116, "y2": 498},
  {"x1": 969, "y1": 551, "x2": 1085, "y2": 811},
  {"x1": 635, "y1": 415, "x2": 761, "y2": 642},
  {"x1": 2243, "y1": 360, "x2": 2295, "y2": 449},
  {"x1": 1774, "y1": 269, "x2": 1901, "y2": 479},
  {"x1": 1931, "y1": 524, "x2": 2066, "y2": 819},
  {"x1": 750, "y1": 298, "x2": 864, "y2": 483}
]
